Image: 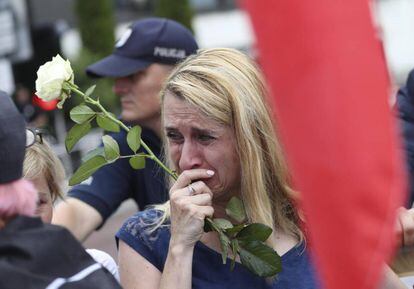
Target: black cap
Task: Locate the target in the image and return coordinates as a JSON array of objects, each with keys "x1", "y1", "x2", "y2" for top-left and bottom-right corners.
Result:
[
  {"x1": 86, "y1": 18, "x2": 198, "y2": 78},
  {"x1": 0, "y1": 91, "x2": 26, "y2": 184}
]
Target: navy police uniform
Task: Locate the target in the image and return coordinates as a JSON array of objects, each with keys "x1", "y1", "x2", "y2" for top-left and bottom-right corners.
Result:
[{"x1": 68, "y1": 128, "x2": 168, "y2": 224}]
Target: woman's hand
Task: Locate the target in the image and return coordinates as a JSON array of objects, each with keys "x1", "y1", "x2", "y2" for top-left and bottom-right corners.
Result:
[{"x1": 169, "y1": 169, "x2": 215, "y2": 250}]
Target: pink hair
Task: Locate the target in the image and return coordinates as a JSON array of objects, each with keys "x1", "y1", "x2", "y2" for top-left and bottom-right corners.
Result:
[{"x1": 0, "y1": 179, "x2": 37, "y2": 218}]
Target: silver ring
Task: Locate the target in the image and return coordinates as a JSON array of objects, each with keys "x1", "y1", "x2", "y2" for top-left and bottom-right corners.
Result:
[{"x1": 187, "y1": 185, "x2": 195, "y2": 195}]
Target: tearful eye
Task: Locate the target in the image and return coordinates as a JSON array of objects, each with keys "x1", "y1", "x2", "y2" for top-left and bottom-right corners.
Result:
[
  {"x1": 198, "y1": 135, "x2": 215, "y2": 142},
  {"x1": 166, "y1": 131, "x2": 183, "y2": 142}
]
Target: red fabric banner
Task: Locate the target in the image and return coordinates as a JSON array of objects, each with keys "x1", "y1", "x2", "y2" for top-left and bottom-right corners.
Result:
[{"x1": 243, "y1": 1, "x2": 406, "y2": 289}]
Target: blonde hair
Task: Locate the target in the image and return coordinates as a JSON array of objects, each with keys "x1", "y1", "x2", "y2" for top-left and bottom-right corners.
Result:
[
  {"x1": 154, "y1": 48, "x2": 302, "y2": 245},
  {"x1": 23, "y1": 141, "x2": 65, "y2": 202}
]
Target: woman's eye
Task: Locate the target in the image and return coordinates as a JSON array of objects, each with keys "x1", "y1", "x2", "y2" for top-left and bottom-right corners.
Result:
[
  {"x1": 198, "y1": 135, "x2": 215, "y2": 142},
  {"x1": 166, "y1": 132, "x2": 183, "y2": 141},
  {"x1": 36, "y1": 194, "x2": 49, "y2": 206},
  {"x1": 37, "y1": 199, "x2": 47, "y2": 207}
]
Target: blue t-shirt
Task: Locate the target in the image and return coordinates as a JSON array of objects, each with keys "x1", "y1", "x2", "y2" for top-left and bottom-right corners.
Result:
[
  {"x1": 116, "y1": 209, "x2": 320, "y2": 289},
  {"x1": 68, "y1": 128, "x2": 169, "y2": 224}
]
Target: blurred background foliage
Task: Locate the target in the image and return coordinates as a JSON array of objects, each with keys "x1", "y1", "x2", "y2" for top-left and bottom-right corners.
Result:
[
  {"x1": 66, "y1": 0, "x2": 118, "y2": 118},
  {"x1": 75, "y1": 0, "x2": 115, "y2": 56},
  {"x1": 154, "y1": 0, "x2": 194, "y2": 32}
]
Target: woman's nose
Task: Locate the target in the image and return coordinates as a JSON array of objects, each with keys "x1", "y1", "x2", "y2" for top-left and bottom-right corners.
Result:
[{"x1": 178, "y1": 141, "x2": 203, "y2": 171}]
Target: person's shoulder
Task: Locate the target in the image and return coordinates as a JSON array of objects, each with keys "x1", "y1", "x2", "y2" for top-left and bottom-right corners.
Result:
[
  {"x1": 117, "y1": 209, "x2": 169, "y2": 245},
  {"x1": 116, "y1": 209, "x2": 170, "y2": 271},
  {"x1": 116, "y1": 208, "x2": 169, "y2": 268},
  {"x1": 121, "y1": 209, "x2": 166, "y2": 235}
]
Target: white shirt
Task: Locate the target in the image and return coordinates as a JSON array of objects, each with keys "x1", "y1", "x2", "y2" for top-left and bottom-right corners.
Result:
[{"x1": 86, "y1": 249, "x2": 120, "y2": 282}]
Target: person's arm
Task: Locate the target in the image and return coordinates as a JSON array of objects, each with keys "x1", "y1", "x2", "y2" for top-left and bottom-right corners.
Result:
[
  {"x1": 52, "y1": 198, "x2": 102, "y2": 241},
  {"x1": 158, "y1": 239, "x2": 196, "y2": 289},
  {"x1": 159, "y1": 169, "x2": 214, "y2": 289},
  {"x1": 118, "y1": 239, "x2": 195, "y2": 289},
  {"x1": 118, "y1": 169, "x2": 214, "y2": 289},
  {"x1": 118, "y1": 240, "x2": 162, "y2": 289},
  {"x1": 53, "y1": 132, "x2": 138, "y2": 241}
]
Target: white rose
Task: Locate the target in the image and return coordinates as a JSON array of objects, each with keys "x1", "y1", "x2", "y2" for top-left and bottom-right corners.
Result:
[{"x1": 35, "y1": 54, "x2": 74, "y2": 102}]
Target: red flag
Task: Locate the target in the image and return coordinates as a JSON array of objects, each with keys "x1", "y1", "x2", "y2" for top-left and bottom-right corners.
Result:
[{"x1": 244, "y1": 1, "x2": 406, "y2": 289}]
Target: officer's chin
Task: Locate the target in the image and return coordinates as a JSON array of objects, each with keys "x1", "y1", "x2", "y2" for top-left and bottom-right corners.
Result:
[{"x1": 121, "y1": 111, "x2": 139, "y2": 123}]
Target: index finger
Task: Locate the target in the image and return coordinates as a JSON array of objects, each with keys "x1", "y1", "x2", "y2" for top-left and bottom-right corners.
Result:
[{"x1": 171, "y1": 169, "x2": 215, "y2": 192}]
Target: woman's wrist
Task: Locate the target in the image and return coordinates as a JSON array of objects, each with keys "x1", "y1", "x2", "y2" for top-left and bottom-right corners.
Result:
[
  {"x1": 169, "y1": 238, "x2": 195, "y2": 255},
  {"x1": 160, "y1": 238, "x2": 195, "y2": 289}
]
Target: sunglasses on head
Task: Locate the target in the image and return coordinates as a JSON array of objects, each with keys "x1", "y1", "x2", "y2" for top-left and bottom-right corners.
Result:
[{"x1": 26, "y1": 128, "x2": 45, "y2": 148}]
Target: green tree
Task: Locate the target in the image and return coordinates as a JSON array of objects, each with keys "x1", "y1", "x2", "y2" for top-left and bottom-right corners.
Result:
[
  {"x1": 75, "y1": 0, "x2": 115, "y2": 56},
  {"x1": 154, "y1": 0, "x2": 194, "y2": 32},
  {"x1": 70, "y1": 0, "x2": 118, "y2": 114}
]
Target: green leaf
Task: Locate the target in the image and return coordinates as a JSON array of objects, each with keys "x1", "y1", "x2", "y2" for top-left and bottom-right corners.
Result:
[
  {"x1": 127, "y1": 125, "x2": 142, "y2": 153},
  {"x1": 239, "y1": 240, "x2": 281, "y2": 277},
  {"x1": 225, "y1": 224, "x2": 246, "y2": 237},
  {"x1": 70, "y1": 104, "x2": 96, "y2": 124},
  {"x1": 204, "y1": 218, "x2": 214, "y2": 232},
  {"x1": 225, "y1": 196, "x2": 246, "y2": 223},
  {"x1": 213, "y1": 218, "x2": 233, "y2": 230},
  {"x1": 85, "y1": 84, "x2": 96, "y2": 97},
  {"x1": 65, "y1": 122, "x2": 92, "y2": 152},
  {"x1": 102, "y1": 135, "x2": 120, "y2": 162},
  {"x1": 69, "y1": 155, "x2": 107, "y2": 186},
  {"x1": 236, "y1": 223, "x2": 272, "y2": 242},
  {"x1": 129, "y1": 155, "x2": 146, "y2": 169},
  {"x1": 218, "y1": 232, "x2": 230, "y2": 264},
  {"x1": 230, "y1": 239, "x2": 240, "y2": 271},
  {"x1": 82, "y1": 147, "x2": 105, "y2": 162},
  {"x1": 206, "y1": 217, "x2": 221, "y2": 231},
  {"x1": 96, "y1": 114, "x2": 120, "y2": 132}
]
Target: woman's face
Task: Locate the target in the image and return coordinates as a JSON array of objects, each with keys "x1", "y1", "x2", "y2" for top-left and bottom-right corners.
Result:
[
  {"x1": 163, "y1": 92, "x2": 241, "y2": 200},
  {"x1": 31, "y1": 176, "x2": 53, "y2": 223}
]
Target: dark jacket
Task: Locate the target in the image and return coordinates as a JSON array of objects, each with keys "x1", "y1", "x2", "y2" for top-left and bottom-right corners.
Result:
[{"x1": 0, "y1": 216, "x2": 121, "y2": 289}]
